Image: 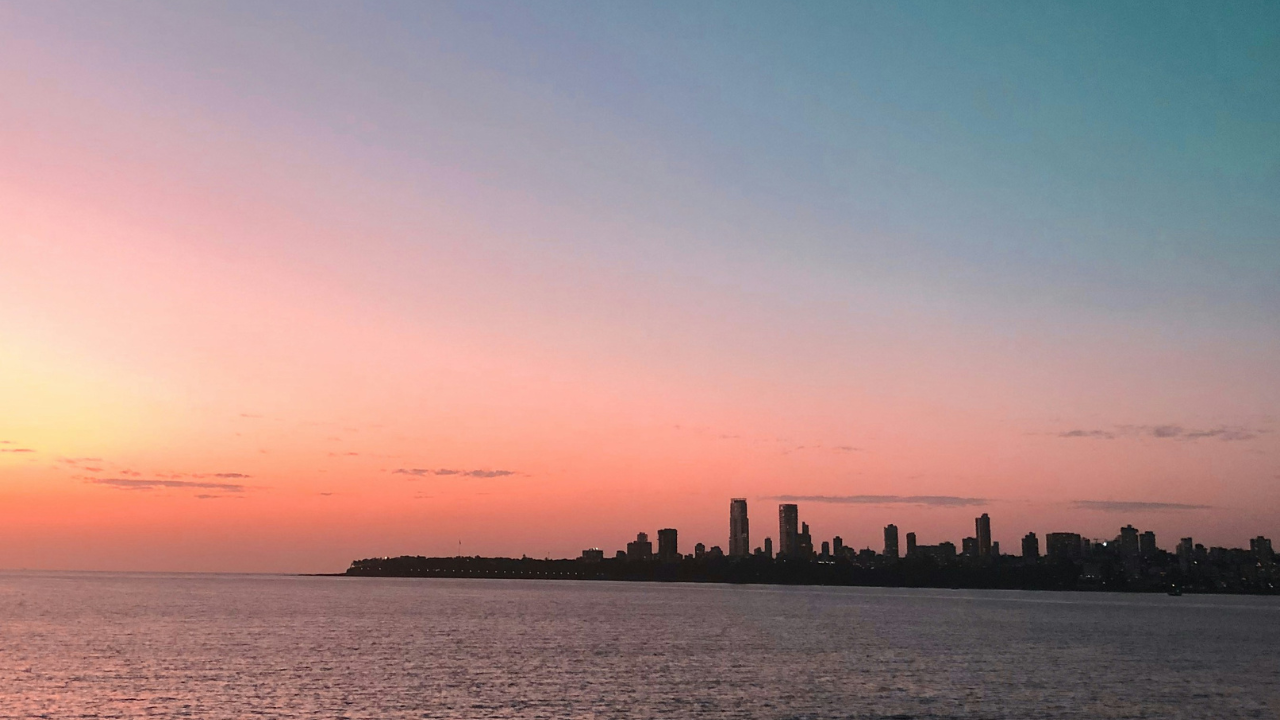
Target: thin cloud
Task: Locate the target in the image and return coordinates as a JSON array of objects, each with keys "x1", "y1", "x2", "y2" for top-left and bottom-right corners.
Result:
[
  {"x1": 89, "y1": 478, "x2": 247, "y2": 493},
  {"x1": 0, "y1": 447, "x2": 35, "y2": 453},
  {"x1": 772, "y1": 494, "x2": 988, "y2": 507},
  {"x1": 1059, "y1": 429, "x2": 1116, "y2": 439},
  {"x1": 1072, "y1": 500, "x2": 1211, "y2": 512},
  {"x1": 210, "y1": 472, "x2": 251, "y2": 479},
  {"x1": 393, "y1": 468, "x2": 517, "y2": 478},
  {"x1": 1059, "y1": 424, "x2": 1261, "y2": 442}
]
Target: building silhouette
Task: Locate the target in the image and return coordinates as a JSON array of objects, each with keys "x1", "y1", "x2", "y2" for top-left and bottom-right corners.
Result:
[
  {"x1": 832, "y1": 536, "x2": 843, "y2": 558},
  {"x1": 1119, "y1": 525, "x2": 1140, "y2": 558},
  {"x1": 729, "y1": 498, "x2": 750, "y2": 558},
  {"x1": 1251, "y1": 536, "x2": 1273, "y2": 561},
  {"x1": 1022, "y1": 532, "x2": 1039, "y2": 559},
  {"x1": 694, "y1": 542, "x2": 706, "y2": 559},
  {"x1": 1046, "y1": 532, "x2": 1084, "y2": 561},
  {"x1": 962, "y1": 536, "x2": 978, "y2": 558},
  {"x1": 764, "y1": 537, "x2": 773, "y2": 558},
  {"x1": 657, "y1": 528, "x2": 678, "y2": 561},
  {"x1": 778, "y1": 504, "x2": 799, "y2": 557},
  {"x1": 905, "y1": 532, "x2": 917, "y2": 557},
  {"x1": 626, "y1": 532, "x2": 652, "y2": 560},
  {"x1": 915, "y1": 541, "x2": 957, "y2": 562},
  {"x1": 884, "y1": 524, "x2": 899, "y2": 559},
  {"x1": 1139, "y1": 530, "x2": 1157, "y2": 557},
  {"x1": 798, "y1": 522, "x2": 814, "y2": 558},
  {"x1": 976, "y1": 513, "x2": 992, "y2": 557}
]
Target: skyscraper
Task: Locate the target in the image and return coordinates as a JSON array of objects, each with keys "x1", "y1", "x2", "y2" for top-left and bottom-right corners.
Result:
[
  {"x1": 975, "y1": 513, "x2": 992, "y2": 557},
  {"x1": 764, "y1": 537, "x2": 773, "y2": 558},
  {"x1": 729, "y1": 498, "x2": 750, "y2": 558},
  {"x1": 1119, "y1": 525, "x2": 1140, "y2": 558},
  {"x1": 798, "y1": 522, "x2": 813, "y2": 558},
  {"x1": 905, "y1": 532, "x2": 917, "y2": 557},
  {"x1": 884, "y1": 524, "x2": 899, "y2": 559},
  {"x1": 657, "y1": 528, "x2": 678, "y2": 561},
  {"x1": 778, "y1": 504, "x2": 799, "y2": 557},
  {"x1": 1139, "y1": 530, "x2": 1157, "y2": 557},
  {"x1": 1022, "y1": 532, "x2": 1040, "y2": 559},
  {"x1": 1178, "y1": 537, "x2": 1193, "y2": 572}
]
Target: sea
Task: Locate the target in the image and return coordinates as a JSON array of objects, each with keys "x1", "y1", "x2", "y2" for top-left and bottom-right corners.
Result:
[{"x1": 0, "y1": 572, "x2": 1276, "y2": 719}]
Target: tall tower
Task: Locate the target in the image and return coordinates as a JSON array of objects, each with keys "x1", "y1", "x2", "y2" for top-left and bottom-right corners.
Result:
[
  {"x1": 1119, "y1": 525, "x2": 1140, "y2": 558},
  {"x1": 1022, "y1": 532, "x2": 1040, "y2": 559},
  {"x1": 778, "y1": 504, "x2": 799, "y2": 557},
  {"x1": 884, "y1": 524, "x2": 899, "y2": 559},
  {"x1": 975, "y1": 513, "x2": 992, "y2": 557},
  {"x1": 729, "y1": 498, "x2": 750, "y2": 557},
  {"x1": 657, "y1": 528, "x2": 679, "y2": 561}
]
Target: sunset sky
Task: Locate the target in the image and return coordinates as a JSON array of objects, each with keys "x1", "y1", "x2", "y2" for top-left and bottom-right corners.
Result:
[{"x1": 2, "y1": 2, "x2": 1277, "y2": 572}]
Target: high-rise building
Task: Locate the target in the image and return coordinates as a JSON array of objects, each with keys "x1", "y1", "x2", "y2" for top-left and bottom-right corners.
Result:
[
  {"x1": 778, "y1": 504, "x2": 799, "y2": 557},
  {"x1": 833, "y1": 536, "x2": 844, "y2": 557},
  {"x1": 962, "y1": 537, "x2": 978, "y2": 558},
  {"x1": 820, "y1": 541, "x2": 830, "y2": 559},
  {"x1": 657, "y1": 528, "x2": 678, "y2": 561},
  {"x1": 729, "y1": 498, "x2": 750, "y2": 558},
  {"x1": 799, "y1": 522, "x2": 814, "y2": 558},
  {"x1": 694, "y1": 542, "x2": 706, "y2": 559},
  {"x1": 1119, "y1": 525, "x2": 1140, "y2": 558},
  {"x1": 1139, "y1": 530, "x2": 1157, "y2": 557},
  {"x1": 884, "y1": 524, "x2": 900, "y2": 559},
  {"x1": 626, "y1": 532, "x2": 652, "y2": 560},
  {"x1": 579, "y1": 548, "x2": 604, "y2": 563},
  {"x1": 1251, "y1": 536, "x2": 1274, "y2": 561},
  {"x1": 975, "y1": 513, "x2": 992, "y2": 557},
  {"x1": 905, "y1": 532, "x2": 917, "y2": 557},
  {"x1": 1177, "y1": 537, "x2": 1193, "y2": 572},
  {"x1": 1046, "y1": 532, "x2": 1084, "y2": 561},
  {"x1": 1022, "y1": 532, "x2": 1040, "y2": 559},
  {"x1": 764, "y1": 537, "x2": 773, "y2": 558}
]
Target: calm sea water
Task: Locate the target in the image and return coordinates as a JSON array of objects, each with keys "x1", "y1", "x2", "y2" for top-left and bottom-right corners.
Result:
[{"x1": 0, "y1": 572, "x2": 1276, "y2": 719}]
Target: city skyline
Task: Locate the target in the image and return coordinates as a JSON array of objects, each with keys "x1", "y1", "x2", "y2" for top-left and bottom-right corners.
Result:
[
  {"x1": 573, "y1": 500, "x2": 1270, "y2": 572},
  {"x1": 1, "y1": 3, "x2": 1277, "y2": 573}
]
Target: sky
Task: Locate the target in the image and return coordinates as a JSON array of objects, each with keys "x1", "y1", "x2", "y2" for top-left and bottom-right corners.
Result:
[{"x1": 1, "y1": 2, "x2": 1277, "y2": 572}]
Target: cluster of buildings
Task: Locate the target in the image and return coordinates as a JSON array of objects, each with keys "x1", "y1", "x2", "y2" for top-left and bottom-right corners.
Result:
[{"x1": 578, "y1": 499, "x2": 1276, "y2": 591}]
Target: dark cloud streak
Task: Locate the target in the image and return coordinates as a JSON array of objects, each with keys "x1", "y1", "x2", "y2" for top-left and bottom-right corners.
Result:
[
  {"x1": 772, "y1": 494, "x2": 988, "y2": 507},
  {"x1": 393, "y1": 468, "x2": 517, "y2": 478},
  {"x1": 1072, "y1": 500, "x2": 1210, "y2": 512},
  {"x1": 90, "y1": 478, "x2": 247, "y2": 493},
  {"x1": 1059, "y1": 424, "x2": 1261, "y2": 442}
]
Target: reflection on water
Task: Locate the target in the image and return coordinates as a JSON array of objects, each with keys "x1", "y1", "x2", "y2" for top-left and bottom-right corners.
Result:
[{"x1": 1, "y1": 572, "x2": 1276, "y2": 718}]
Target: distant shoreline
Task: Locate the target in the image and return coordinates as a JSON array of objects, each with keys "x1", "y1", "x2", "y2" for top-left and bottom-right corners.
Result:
[{"x1": 341, "y1": 555, "x2": 1278, "y2": 595}]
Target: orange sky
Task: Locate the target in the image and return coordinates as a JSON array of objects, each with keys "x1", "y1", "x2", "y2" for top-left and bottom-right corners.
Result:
[{"x1": 1, "y1": 4, "x2": 1277, "y2": 572}]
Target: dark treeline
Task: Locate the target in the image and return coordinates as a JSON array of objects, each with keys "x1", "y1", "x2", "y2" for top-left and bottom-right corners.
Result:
[{"x1": 345, "y1": 554, "x2": 1276, "y2": 594}]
